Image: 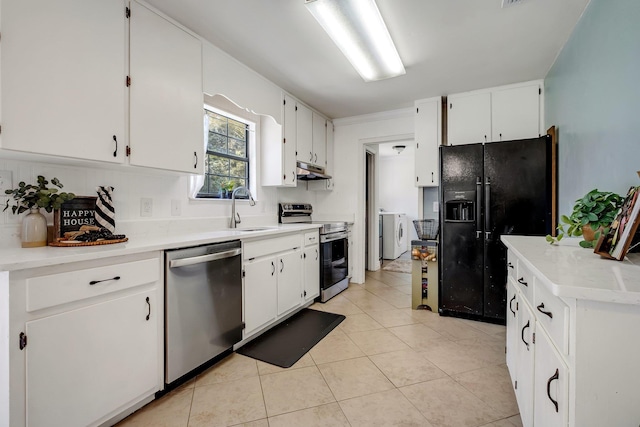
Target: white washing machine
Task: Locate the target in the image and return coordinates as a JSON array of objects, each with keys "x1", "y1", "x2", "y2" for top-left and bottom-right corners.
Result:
[{"x1": 380, "y1": 212, "x2": 407, "y2": 260}]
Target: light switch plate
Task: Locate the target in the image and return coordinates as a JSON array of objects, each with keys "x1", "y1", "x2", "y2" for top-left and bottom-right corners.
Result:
[
  {"x1": 140, "y1": 198, "x2": 153, "y2": 217},
  {"x1": 0, "y1": 170, "x2": 13, "y2": 194}
]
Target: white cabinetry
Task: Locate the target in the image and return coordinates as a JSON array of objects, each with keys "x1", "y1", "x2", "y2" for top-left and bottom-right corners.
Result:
[
  {"x1": 534, "y1": 328, "x2": 569, "y2": 427},
  {"x1": 129, "y1": 0, "x2": 204, "y2": 174},
  {"x1": 296, "y1": 103, "x2": 314, "y2": 164},
  {"x1": 303, "y1": 231, "x2": 320, "y2": 302},
  {"x1": 312, "y1": 112, "x2": 327, "y2": 168},
  {"x1": 447, "y1": 81, "x2": 542, "y2": 146},
  {"x1": 1, "y1": 253, "x2": 163, "y2": 427},
  {"x1": 515, "y1": 297, "x2": 536, "y2": 427},
  {"x1": 447, "y1": 91, "x2": 491, "y2": 145},
  {"x1": 414, "y1": 97, "x2": 442, "y2": 187},
  {"x1": 261, "y1": 95, "x2": 296, "y2": 186},
  {"x1": 243, "y1": 232, "x2": 310, "y2": 339},
  {"x1": 0, "y1": 0, "x2": 126, "y2": 163}
]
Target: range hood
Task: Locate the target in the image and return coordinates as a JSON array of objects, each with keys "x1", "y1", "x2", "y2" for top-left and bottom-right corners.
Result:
[{"x1": 296, "y1": 161, "x2": 332, "y2": 180}]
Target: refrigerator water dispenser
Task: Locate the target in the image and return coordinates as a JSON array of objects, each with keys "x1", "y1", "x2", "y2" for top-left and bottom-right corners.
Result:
[{"x1": 444, "y1": 191, "x2": 475, "y2": 222}]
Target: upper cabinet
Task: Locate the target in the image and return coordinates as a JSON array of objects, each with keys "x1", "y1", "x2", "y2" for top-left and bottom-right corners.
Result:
[
  {"x1": 447, "y1": 80, "x2": 543, "y2": 146},
  {"x1": 261, "y1": 95, "x2": 295, "y2": 187},
  {"x1": 1, "y1": 0, "x2": 204, "y2": 174},
  {"x1": 312, "y1": 112, "x2": 327, "y2": 168},
  {"x1": 0, "y1": 0, "x2": 127, "y2": 163},
  {"x1": 414, "y1": 97, "x2": 442, "y2": 187},
  {"x1": 447, "y1": 92, "x2": 491, "y2": 145},
  {"x1": 296, "y1": 103, "x2": 314, "y2": 164},
  {"x1": 129, "y1": 0, "x2": 204, "y2": 174}
]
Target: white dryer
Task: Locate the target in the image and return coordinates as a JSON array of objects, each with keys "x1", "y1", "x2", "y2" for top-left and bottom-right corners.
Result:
[{"x1": 380, "y1": 212, "x2": 407, "y2": 260}]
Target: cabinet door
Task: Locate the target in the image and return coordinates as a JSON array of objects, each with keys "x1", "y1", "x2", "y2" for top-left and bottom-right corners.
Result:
[
  {"x1": 312, "y1": 112, "x2": 327, "y2": 168},
  {"x1": 283, "y1": 95, "x2": 298, "y2": 186},
  {"x1": 491, "y1": 84, "x2": 541, "y2": 142},
  {"x1": 304, "y1": 244, "x2": 320, "y2": 301},
  {"x1": 516, "y1": 301, "x2": 536, "y2": 427},
  {"x1": 25, "y1": 290, "x2": 158, "y2": 427},
  {"x1": 534, "y1": 330, "x2": 569, "y2": 427},
  {"x1": 1, "y1": 0, "x2": 126, "y2": 163},
  {"x1": 506, "y1": 280, "x2": 519, "y2": 376},
  {"x1": 244, "y1": 257, "x2": 278, "y2": 337},
  {"x1": 415, "y1": 98, "x2": 441, "y2": 186},
  {"x1": 277, "y1": 250, "x2": 303, "y2": 316},
  {"x1": 296, "y1": 103, "x2": 313, "y2": 164},
  {"x1": 447, "y1": 92, "x2": 491, "y2": 145},
  {"x1": 129, "y1": 1, "x2": 204, "y2": 173}
]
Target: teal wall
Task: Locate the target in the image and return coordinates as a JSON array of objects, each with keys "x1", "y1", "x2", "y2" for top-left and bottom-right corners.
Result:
[{"x1": 545, "y1": 0, "x2": 640, "y2": 216}]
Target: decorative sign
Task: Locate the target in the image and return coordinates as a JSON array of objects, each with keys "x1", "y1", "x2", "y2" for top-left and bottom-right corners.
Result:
[{"x1": 53, "y1": 196, "x2": 97, "y2": 239}]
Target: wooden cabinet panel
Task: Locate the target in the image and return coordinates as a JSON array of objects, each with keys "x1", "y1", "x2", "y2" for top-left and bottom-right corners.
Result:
[
  {"x1": 26, "y1": 291, "x2": 158, "y2": 427},
  {"x1": 296, "y1": 103, "x2": 313, "y2": 164},
  {"x1": 414, "y1": 97, "x2": 441, "y2": 186},
  {"x1": 492, "y1": 84, "x2": 541, "y2": 142},
  {"x1": 304, "y1": 244, "x2": 320, "y2": 302},
  {"x1": 516, "y1": 301, "x2": 535, "y2": 427},
  {"x1": 447, "y1": 92, "x2": 491, "y2": 145},
  {"x1": 243, "y1": 257, "x2": 278, "y2": 337},
  {"x1": 277, "y1": 250, "x2": 303, "y2": 316},
  {"x1": 1, "y1": 0, "x2": 126, "y2": 163},
  {"x1": 129, "y1": 0, "x2": 203, "y2": 174},
  {"x1": 534, "y1": 329, "x2": 569, "y2": 427},
  {"x1": 312, "y1": 112, "x2": 327, "y2": 168}
]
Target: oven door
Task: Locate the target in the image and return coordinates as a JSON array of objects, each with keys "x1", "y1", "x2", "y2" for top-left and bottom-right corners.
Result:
[{"x1": 320, "y1": 232, "x2": 349, "y2": 291}]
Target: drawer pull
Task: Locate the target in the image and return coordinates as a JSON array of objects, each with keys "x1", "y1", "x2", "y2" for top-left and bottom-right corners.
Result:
[
  {"x1": 546, "y1": 368, "x2": 559, "y2": 413},
  {"x1": 537, "y1": 303, "x2": 553, "y2": 319},
  {"x1": 517, "y1": 277, "x2": 528, "y2": 287},
  {"x1": 521, "y1": 320, "x2": 530, "y2": 350},
  {"x1": 509, "y1": 295, "x2": 516, "y2": 316},
  {"x1": 508, "y1": 262, "x2": 514, "y2": 269},
  {"x1": 89, "y1": 276, "x2": 121, "y2": 286},
  {"x1": 280, "y1": 259, "x2": 284, "y2": 273},
  {"x1": 146, "y1": 297, "x2": 151, "y2": 321},
  {"x1": 271, "y1": 261, "x2": 275, "y2": 276}
]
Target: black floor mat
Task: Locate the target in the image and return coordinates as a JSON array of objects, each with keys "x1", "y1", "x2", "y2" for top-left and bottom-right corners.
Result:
[{"x1": 237, "y1": 308, "x2": 345, "y2": 368}]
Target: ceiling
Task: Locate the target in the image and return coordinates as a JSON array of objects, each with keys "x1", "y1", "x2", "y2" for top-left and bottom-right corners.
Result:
[{"x1": 144, "y1": 0, "x2": 590, "y2": 119}]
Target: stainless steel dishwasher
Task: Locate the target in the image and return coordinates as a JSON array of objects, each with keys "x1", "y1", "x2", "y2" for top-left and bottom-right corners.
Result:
[{"x1": 165, "y1": 240, "x2": 243, "y2": 385}]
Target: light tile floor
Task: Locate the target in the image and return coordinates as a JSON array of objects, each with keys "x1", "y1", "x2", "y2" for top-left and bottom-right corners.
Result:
[{"x1": 116, "y1": 269, "x2": 522, "y2": 427}]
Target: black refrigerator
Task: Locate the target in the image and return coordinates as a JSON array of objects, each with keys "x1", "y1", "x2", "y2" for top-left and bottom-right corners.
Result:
[{"x1": 439, "y1": 135, "x2": 554, "y2": 323}]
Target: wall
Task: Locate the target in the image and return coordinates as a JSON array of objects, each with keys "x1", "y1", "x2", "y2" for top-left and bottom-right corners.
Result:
[
  {"x1": 319, "y1": 109, "x2": 414, "y2": 283},
  {"x1": 378, "y1": 151, "x2": 419, "y2": 245},
  {"x1": 545, "y1": 0, "x2": 640, "y2": 216}
]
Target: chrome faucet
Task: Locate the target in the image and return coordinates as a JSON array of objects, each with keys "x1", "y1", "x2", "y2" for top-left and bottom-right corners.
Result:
[{"x1": 229, "y1": 186, "x2": 256, "y2": 228}]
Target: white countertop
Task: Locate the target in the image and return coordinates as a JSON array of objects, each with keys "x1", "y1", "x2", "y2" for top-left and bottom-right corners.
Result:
[
  {"x1": 501, "y1": 235, "x2": 640, "y2": 305},
  {"x1": 0, "y1": 224, "x2": 321, "y2": 272}
]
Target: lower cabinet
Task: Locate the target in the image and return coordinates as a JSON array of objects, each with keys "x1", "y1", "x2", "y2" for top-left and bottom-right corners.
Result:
[
  {"x1": 2, "y1": 252, "x2": 163, "y2": 427},
  {"x1": 534, "y1": 329, "x2": 569, "y2": 427},
  {"x1": 515, "y1": 298, "x2": 536, "y2": 427},
  {"x1": 26, "y1": 291, "x2": 159, "y2": 427},
  {"x1": 242, "y1": 230, "x2": 319, "y2": 340}
]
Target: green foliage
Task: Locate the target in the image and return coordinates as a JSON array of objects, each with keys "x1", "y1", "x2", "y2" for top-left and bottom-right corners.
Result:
[
  {"x1": 546, "y1": 189, "x2": 623, "y2": 248},
  {"x1": 3, "y1": 176, "x2": 75, "y2": 214}
]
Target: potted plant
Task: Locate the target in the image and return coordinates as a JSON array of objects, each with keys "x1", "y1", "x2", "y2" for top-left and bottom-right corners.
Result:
[
  {"x1": 546, "y1": 189, "x2": 623, "y2": 248},
  {"x1": 4, "y1": 176, "x2": 75, "y2": 247}
]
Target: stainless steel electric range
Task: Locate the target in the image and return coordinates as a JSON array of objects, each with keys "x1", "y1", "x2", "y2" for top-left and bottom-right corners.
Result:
[{"x1": 279, "y1": 203, "x2": 349, "y2": 302}]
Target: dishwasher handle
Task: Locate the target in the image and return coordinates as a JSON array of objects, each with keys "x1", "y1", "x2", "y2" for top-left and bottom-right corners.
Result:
[{"x1": 169, "y1": 248, "x2": 241, "y2": 268}]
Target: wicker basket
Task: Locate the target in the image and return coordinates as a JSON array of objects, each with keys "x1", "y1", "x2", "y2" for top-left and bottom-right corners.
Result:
[{"x1": 413, "y1": 219, "x2": 439, "y2": 240}]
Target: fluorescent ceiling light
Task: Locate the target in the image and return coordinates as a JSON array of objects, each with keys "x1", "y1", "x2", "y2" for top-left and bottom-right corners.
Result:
[{"x1": 305, "y1": 0, "x2": 405, "y2": 82}]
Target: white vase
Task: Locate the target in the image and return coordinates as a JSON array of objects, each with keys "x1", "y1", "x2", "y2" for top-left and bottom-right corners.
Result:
[{"x1": 21, "y1": 207, "x2": 48, "y2": 248}]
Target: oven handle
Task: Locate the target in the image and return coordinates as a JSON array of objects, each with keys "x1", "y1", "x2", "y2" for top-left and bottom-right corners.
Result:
[
  {"x1": 169, "y1": 248, "x2": 241, "y2": 268},
  {"x1": 321, "y1": 231, "x2": 349, "y2": 243}
]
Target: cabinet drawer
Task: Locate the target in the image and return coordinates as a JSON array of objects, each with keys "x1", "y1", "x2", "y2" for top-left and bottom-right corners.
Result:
[
  {"x1": 244, "y1": 234, "x2": 301, "y2": 260},
  {"x1": 534, "y1": 280, "x2": 569, "y2": 355},
  {"x1": 304, "y1": 231, "x2": 319, "y2": 246},
  {"x1": 507, "y1": 250, "x2": 517, "y2": 281},
  {"x1": 515, "y1": 260, "x2": 534, "y2": 304},
  {"x1": 26, "y1": 258, "x2": 160, "y2": 312}
]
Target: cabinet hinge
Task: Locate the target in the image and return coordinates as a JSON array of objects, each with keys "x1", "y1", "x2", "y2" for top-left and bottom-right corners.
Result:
[
  {"x1": 515, "y1": 380, "x2": 518, "y2": 390},
  {"x1": 0, "y1": 125, "x2": 2, "y2": 135},
  {"x1": 126, "y1": 76, "x2": 131, "y2": 87},
  {"x1": 539, "y1": 88, "x2": 541, "y2": 95},
  {"x1": 295, "y1": 106, "x2": 298, "y2": 111},
  {"x1": 416, "y1": 176, "x2": 419, "y2": 183},
  {"x1": 416, "y1": 107, "x2": 419, "y2": 114},
  {"x1": 450, "y1": 103, "x2": 453, "y2": 109},
  {"x1": 19, "y1": 332, "x2": 27, "y2": 350},
  {"x1": 242, "y1": 269, "x2": 245, "y2": 278},
  {"x1": 283, "y1": 99, "x2": 286, "y2": 105},
  {"x1": 304, "y1": 290, "x2": 307, "y2": 297},
  {"x1": 533, "y1": 332, "x2": 536, "y2": 344},
  {"x1": 125, "y1": 7, "x2": 131, "y2": 18},
  {"x1": 241, "y1": 322, "x2": 246, "y2": 330},
  {"x1": 303, "y1": 252, "x2": 306, "y2": 258},
  {"x1": 416, "y1": 142, "x2": 419, "y2": 149},
  {"x1": 126, "y1": 146, "x2": 131, "y2": 156},
  {"x1": 283, "y1": 138, "x2": 286, "y2": 144}
]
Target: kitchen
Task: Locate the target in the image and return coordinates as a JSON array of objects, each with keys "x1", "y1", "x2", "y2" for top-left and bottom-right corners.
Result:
[{"x1": 1, "y1": 0, "x2": 640, "y2": 426}]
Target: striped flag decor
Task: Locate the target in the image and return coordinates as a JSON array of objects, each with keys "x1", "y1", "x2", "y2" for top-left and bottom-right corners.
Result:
[{"x1": 95, "y1": 186, "x2": 116, "y2": 233}]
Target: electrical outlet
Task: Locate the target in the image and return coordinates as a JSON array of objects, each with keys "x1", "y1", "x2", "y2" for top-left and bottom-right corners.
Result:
[
  {"x1": 171, "y1": 199, "x2": 181, "y2": 217},
  {"x1": 0, "y1": 170, "x2": 13, "y2": 194},
  {"x1": 433, "y1": 201, "x2": 439, "y2": 213},
  {"x1": 140, "y1": 198, "x2": 153, "y2": 217}
]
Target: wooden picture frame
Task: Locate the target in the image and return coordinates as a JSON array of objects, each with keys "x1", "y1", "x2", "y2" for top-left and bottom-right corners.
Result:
[
  {"x1": 594, "y1": 186, "x2": 640, "y2": 260},
  {"x1": 53, "y1": 196, "x2": 98, "y2": 240}
]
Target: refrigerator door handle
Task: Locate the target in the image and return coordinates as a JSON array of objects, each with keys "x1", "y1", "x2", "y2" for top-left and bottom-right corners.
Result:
[
  {"x1": 476, "y1": 177, "x2": 482, "y2": 239},
  {"x1": 484, "y1": 177, "x2": 491, "y2": 240}
]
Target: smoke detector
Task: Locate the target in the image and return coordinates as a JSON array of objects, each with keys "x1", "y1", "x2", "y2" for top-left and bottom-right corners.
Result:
[{"x1": 502, "y1": 0, "x2": 530, "y2": 8}]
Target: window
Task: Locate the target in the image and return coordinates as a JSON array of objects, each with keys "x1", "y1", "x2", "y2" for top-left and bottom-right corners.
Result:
[{"x1": 198, "y1": 108, "x2": 250, "y2": 198}]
